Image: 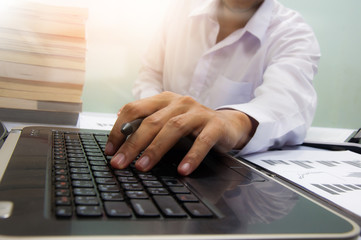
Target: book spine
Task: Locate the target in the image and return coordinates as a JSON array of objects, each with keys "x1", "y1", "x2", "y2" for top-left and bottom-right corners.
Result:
[
  {"x1": 0, "y1": 78, "x2": 83, "y2": 96},
  {"x1": 0, "y1": 49, "x2": 85, "y2": 71},
  {"x1": 0, "y1": 96, "x2": 82, "y2": 112},
  {"x1": 0, "y1": 13, "x2": 86, "y2": 39},
  {"x1": 0, "y1": 88, "x2": 82, "y2": 103},
  {"x1": 0, "y1": 61, "x2": 85, "y2": 84}
]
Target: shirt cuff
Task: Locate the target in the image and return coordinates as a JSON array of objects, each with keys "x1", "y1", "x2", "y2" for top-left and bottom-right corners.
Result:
[{"x1": 218, "y1": 102, "x2": 306, "y2": 156}]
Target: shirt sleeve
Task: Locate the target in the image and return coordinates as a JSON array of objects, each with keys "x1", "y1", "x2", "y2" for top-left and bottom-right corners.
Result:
[
  {"x1": 132, "y1": 2, "x2": 180, "y2": 100},
  {"x1": 222, "y1": 20, "x2": 321, "y2": 155},
  {"x1": 132, "y1": 29, "x2": 165, "y2": 99}
]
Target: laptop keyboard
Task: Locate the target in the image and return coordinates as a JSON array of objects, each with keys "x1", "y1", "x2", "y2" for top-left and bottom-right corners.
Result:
[{"x1": 52, "y1": 131, "x2": 214, "y2": 219}]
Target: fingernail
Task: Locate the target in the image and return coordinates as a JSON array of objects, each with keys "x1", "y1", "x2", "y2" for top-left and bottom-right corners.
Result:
[
  {"x1": 105, "y1": 142, "x2": 113, "y2": 154},
  {"x1": 137, "y1": 155, "x2": 150, "y2": 171},
  {"x1": 111, "y1": 153, "x2": 125, "y2": 169},
  {"x1": 179, "y1": 162, "x2": 191, "y2": 175}
]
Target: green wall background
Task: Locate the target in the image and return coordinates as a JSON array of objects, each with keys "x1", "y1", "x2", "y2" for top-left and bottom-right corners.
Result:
[{"x1": 82, "y1": 0, "x2": 361, "y2": 129}]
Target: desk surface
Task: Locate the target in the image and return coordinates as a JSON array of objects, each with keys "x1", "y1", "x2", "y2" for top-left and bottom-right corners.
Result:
[{"x1": 3, "y1": 112, "x2": 117, "y2": 132}]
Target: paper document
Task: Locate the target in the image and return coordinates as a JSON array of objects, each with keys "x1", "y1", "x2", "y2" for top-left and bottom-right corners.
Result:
[
  {"x1": 3, "y1": 112, "x2": 117, "y2": 131},
  {"x1": 78, "y1": 112, "x2": 117, "y2": 130},
  {"x1": 244, "y1": 147, "x2": 361, "y2": 218}
]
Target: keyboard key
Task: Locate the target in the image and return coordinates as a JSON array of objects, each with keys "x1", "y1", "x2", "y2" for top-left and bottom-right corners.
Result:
[
  {"x1": 92, "y1": 166, "x2": 110, "y2": 171},
  {"x1": 83, "y1": 145, "x2": 98, "y2": 149},
  {"x1": 54, "y1": 155, "x2": 66, "y2": 160},
  {"x1": 89, "y1": 161, "x2": 107, "y2": 166},
  {"x1": 76, "y1": 206, "x2": 102, "y2": 217},
  {"x1": 130, "y1": 199, "x2": 160, "y2": 217},
  {"x1": 65, "y1": 133, "x2": 79, "y2": 140},
  {"x1": 73, "y1": 188, "x2": 96, "y2": 196},
  {"x1": 126, "y1": 191, "x2": 148, "y2": 199},
  {"x1": 143, "y1": 181, "x2": 162, "y2": 187},
  {"x1": 98, "y1": 184, "x2": 120, "y2": 192},
  {"x1": 114, "y1": 169, "x2": 133, "y2": 177},
  {"x1": 56, "y1": 206, "x2": 72, "y2": 217},
  {"x1": 93, "y1": 171, "x2": 113, "y2": 178},
  {"x1": 117, "y1": 176, "x2": 138, "y2": 183},
  {"x1": 55, "y1": 175, "x2": 68, "y2": 181},
  {"x1": 95, "y1": 134, "x2": 108, "y2": 142},
  {"x1": 72, "y1": 180, "x2": 94, "y2": 188},
  {"x1": 69, "y1": 162, "x2": 88, "y2": 168},
  {"x1": 70, "y1": 168, "x2": 89, "y2": 174},
  {"x1": 54, "y1": 160, "x2": 66, "y2": 165},
  {"x1": 66, "y1": 144, "x2": 82, "y2": 150},
  {"x1": 87, "y1": 152, "x2": 104, "y2": 157},
  {"x1": 55, "y1": 169, "x2": 67, "y2": 175},
  {"x1": 96, "y1": 177, "x2": 116, "y2": 185},
  {"x1": 56, "y1": 196, "x2": 71, "y2": 206},
  {"x1": 169, "y1": 186, "x2": 190, "y2": 194},
  {"x1": 101, "y1": 192, "x2": 124, "y2": 201},
  {"x1": 71, "y1": 173, "x2": 91, "y2": 180},
  {"x1": 163, "y1": 178, "x2": 184, "y2": 187},
  {"x1": 121, "y1": 183, "x2": 143, "y2": 191},
  {"x1": 75, "y1": 196, "x2": 99, "y2": 205},
  {"x1": 184, "y1": 203, "x2": 213, "y2": 217},
  {"x1": 55, "y1": 189, "x2": 70, "y2": 196},
  {"x1": 104, "y1": 202, "x2": 132, "y2": 217},
  {"x1": 68, "y1": 158, "x2": 86, "y2": 163},
  {"x1": 67, "y1": 149, "x2": 83, "y2": 154},
  {"x1": 55, "y1": 181, "x2": 69, "y2": 189},
  {"x1": 153, "y1": 196, "x2": 187, "y2": 218},
  {"x1": 85, "y1": 148, "x2": 102, "y2": 153},
  {"x1": 176, "y1": 194, "x2": 199, "y2": 202},
  {"x1": 88, "y1": 156, "x2": 106, "y2": 161},
  {"x1": 138, "y1": 174, "x2": 157, "y2": 181},
  {"x1": 67, "y1": 153, "x2": 85, "y2": 158},
  {"x1": 79, "y1": 134, "x2": 93, "y2": 139},
  {"x1": 147, "y1": 188, "x2": 169, "y2": 195},
  {"x1": 54, "y1": 164, "x2": 67, "y2": 169}
]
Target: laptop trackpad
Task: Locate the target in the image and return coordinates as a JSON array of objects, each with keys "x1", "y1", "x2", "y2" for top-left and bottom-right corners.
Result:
[{"x1": 156, "y1": 137, "x2": 266, "y2": 182}]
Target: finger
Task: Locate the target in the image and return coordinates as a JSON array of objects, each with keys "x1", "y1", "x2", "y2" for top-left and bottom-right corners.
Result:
[
  {"x1": 110, "y1": 116, "x2": 164, "y2": 169},
  {"x1": 135, "y1": 113, "x2": 203, "y2": 172},
  {"x1": 178, "y1": 121, "x2": 222, "y2": 176},
  {"x1": 106, "y1": 96, "x2": 167, "y2": 156},
  {"x1": 105, "y1": 116, "x2": 127, "y2": 156},
  {"x1": 111, "y1": 104, "x2": 188, "y2": 170}
]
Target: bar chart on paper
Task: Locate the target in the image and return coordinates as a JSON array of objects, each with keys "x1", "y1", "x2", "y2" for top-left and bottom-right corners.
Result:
[{"x1": 244, "y1": 147, "x2": 361, "y2": 219}]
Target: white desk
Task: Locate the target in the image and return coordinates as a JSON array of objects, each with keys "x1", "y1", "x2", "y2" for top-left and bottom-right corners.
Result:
[{"x1": 3, "y1": 111, "x2": 117, "y2": 132}]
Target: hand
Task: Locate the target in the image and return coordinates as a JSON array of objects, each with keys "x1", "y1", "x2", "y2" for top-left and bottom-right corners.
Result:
[{"x1": 105, "y1": 91, "x2": 257, "y2": 176}]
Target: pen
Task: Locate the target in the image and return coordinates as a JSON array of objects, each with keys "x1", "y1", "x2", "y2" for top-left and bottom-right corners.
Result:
[{"x1": 120, "y1": 118, "x2": 143, "y2": 136}]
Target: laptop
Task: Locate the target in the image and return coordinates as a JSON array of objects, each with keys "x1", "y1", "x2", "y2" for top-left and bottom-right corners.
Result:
[{"x1": 0, "y1": 125, "x2": 360, "y2": 239}]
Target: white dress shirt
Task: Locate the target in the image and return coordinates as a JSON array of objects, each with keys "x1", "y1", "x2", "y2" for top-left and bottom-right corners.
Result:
[{"x1": 133, "y1": 0, "x2": 321, "y2": 155}]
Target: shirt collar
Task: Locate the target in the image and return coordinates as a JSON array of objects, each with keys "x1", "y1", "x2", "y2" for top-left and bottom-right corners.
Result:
[
  {"x1": 244, "y1": 0, "x2": 274, "y2": 44},
  {"x1": 189, "y1": 0, "x2": 274, "y2": 44},
  {"x1": 189, "y1": 0, "x2": 219, "y2": 20}
]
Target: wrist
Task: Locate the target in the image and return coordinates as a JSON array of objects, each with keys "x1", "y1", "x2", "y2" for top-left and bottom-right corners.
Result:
[{"x1": 218, "y1": 109, "x2": 258, "y2": 149}]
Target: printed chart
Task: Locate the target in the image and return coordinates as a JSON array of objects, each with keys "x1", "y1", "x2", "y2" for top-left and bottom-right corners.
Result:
[{"x1": 244, "y1": 147, "x2": 361, "y2": 218}]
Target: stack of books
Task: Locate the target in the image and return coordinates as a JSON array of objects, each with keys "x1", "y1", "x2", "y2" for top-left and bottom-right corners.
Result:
[{"x1": 0, "y1": 1, "x2": 88, "y2": 125}]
